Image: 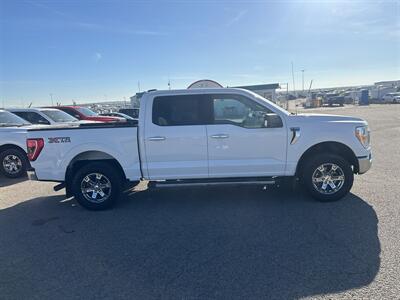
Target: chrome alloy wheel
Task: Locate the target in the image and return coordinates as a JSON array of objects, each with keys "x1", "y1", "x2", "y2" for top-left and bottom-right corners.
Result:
[
  {"x1": 2, "y1": 154, "x2": 22, "y2": 175},
  {"x1": 312, "y1": 163, "x2": 345, "y2": 195},
  {"x1": 81, "y1": 173, "x2": 112, "y2": 203}
]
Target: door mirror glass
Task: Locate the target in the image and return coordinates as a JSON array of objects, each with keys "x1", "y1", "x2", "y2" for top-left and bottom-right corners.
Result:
[{"x1": 264, "y1": 113, "x2": 283, "y2": 128}]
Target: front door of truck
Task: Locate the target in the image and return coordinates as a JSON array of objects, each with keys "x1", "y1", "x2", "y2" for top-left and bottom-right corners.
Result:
[
  {"x1": 206, "y1": 94, "x2": 287, "y2": 178},
  {"x1": 144, "y1": 94, "x2": 210, "y2": 180}
]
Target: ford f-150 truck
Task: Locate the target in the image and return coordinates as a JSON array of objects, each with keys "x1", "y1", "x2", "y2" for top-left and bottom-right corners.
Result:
[{"x1": 26, "y1": 88, "x2": 372, "y2": 210}]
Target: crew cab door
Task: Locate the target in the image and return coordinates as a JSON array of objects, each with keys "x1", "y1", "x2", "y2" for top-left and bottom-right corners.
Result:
[
  {"x1": 143, "y1": 94, "x2": 209, "y2": 180},
  {"x1": 206, "y1": 93, "x2": 287, "y2": 177}
]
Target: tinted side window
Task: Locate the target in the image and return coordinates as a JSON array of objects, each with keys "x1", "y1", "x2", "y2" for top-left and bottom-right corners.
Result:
[
  {"x1": 152, "y1": 95, "x2": 211, "y2": 126},
  {"x1": 62, "y1": 108, "x2": 81, "y2": 119},
  {"x1": 211, "y1": 94, "x2": 272, "y2": 128},
  {"x1": 14, "y1": 112, "x2": 49, "y2": 124}
]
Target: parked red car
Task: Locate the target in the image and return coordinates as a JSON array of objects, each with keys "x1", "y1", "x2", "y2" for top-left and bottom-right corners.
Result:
[{"x1": 48, "y1": 106, "x2": 123, "y2": 122}]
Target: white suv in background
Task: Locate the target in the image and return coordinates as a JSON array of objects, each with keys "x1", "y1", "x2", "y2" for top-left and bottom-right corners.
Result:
[
  {"x1": 383, "y1": 92, "x2": 400, "y2": 103},
  {"x1": 7, "y1": 108, "x2": 83, "y2": 125}
]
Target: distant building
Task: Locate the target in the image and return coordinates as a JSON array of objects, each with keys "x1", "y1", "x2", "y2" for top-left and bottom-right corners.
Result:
[
  {"x1": 374, "y1": 80, "x2": 400, "y2": 88},
  {"x1": 233, "y1": 83, "x2": 280, "y2": 102},
  {"x1": 130, "y1": 82, "x2": 281, "y2": 107},
  {"x1": 130, "y1": 92, "x2": 145, "y2": 108},
  {"x1": 371, "y1": 80, "x2": 400, "y2": 100}
]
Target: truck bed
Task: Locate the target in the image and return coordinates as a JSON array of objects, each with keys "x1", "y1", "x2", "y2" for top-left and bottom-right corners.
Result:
[{"x1": 27, "y1": 121, "x2": 141, "y2": 182}]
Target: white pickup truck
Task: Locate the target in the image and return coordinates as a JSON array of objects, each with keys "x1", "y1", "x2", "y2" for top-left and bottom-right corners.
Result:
[
  {"x1": 26, "y1": 88, "x2": 372, "y2": 210},
  {"x1": 0, "y1": 110, "x2": 34, "y2": 178}
]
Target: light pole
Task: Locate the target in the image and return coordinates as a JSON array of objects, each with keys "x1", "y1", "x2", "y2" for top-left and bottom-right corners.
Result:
[
  {"x1": 291, "y1": 62, "x2": 296, "y2": 98},
  {"x1": 301, "y1": 69, "x2": 305, "y2": 94},
  {"x1": 49, "y1": 93, "x2": 54, "y2": 106},
  {"x1": 279, "y1": 83, "x2": 289, "y2": 110}
]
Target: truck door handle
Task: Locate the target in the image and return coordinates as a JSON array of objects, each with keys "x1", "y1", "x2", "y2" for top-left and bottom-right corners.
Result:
[
  {"x1": 148, "y1": 136, "x2": 166, "y2": 141},
  {"x1": 210, "y1": 134, "x2": 229, "y2": 139}
]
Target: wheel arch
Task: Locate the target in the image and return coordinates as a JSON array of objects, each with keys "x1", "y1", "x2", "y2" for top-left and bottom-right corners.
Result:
[
  {"x1": 0, "y1": 143, "x2": 27, "y2": 155},
  {"x1": 64, "y1": 151, "x2": 127, "y2": 197},
  {"x1": 295, "y1": 141, "x2": 359, "y2": 176}
]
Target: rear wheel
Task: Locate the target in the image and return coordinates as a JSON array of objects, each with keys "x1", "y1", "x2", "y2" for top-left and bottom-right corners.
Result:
[
  {"x1": 301, "y1": 154, "x2": 353, "y2": 202},
  {"x1": 0, "y1": 148, "x2": 28, "y2": 178},
  {"x1": 72, "y1": 162, "x2": 122, "y2": 210}
]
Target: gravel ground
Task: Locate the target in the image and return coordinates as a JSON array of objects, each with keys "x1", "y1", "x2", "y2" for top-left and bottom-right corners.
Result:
[{"x1": 0, "y1": 104, "x2": 399, "y2": 299}]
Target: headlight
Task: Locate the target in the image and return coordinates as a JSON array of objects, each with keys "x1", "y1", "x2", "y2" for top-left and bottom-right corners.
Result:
[{"x1": 355, "y1": 126, "x2": 370, "y2": 148}]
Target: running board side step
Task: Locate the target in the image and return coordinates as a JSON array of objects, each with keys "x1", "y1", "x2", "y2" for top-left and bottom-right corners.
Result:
[{"x1": 149, "y1": 178, "x2": 276, "y2": 189}]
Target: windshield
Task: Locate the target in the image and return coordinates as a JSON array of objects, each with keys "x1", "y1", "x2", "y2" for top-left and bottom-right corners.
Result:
[
  {"x1": 41, "y1": 110, "x2": 78, "y2": 122},
  {"x1": 76, "y1": 107, "x2": 98, "y2": 116},
  {"x1": 0, "y1": 111, "x2": 31, "y2": 126}
]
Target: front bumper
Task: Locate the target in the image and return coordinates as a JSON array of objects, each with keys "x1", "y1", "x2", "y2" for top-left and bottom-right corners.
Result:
[
  {"x1": 27, "y1": 168, "x2": 38, "y2": 181},
  {"x1": 357, "y1": 153, "x2": 372, "y2": 174}
]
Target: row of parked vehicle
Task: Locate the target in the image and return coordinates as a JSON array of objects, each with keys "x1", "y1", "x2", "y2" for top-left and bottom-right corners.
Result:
[{"x1": 0, "y1": 106, "x2": 138, "y2": 178}]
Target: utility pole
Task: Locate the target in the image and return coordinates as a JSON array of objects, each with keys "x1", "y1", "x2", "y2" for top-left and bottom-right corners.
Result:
[
  {"x1": 291, "y1": 62, "x2": 296, "y2": 98},
  {"x1": 280, "y1": 83, "x2": 289, "y2": 110},
  {"x1": 286, "y1": 82, "x2": 289, "y2": 110},
  {"x1": 50, "y1": 93, "x2": 54, "y2": 106},
  {"x1": 301, "y1": 69, "x2": 305, "y2": 94}
]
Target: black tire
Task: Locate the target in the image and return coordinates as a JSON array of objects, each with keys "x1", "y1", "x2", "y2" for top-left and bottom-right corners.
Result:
[
  {"x1": 301, "y1": 154, "x2": 354, "y2": 202},
  {"x1": 0, "y1": 148, "x2": 28, "y2": 178},
  {"x1": 71, "y1": 162, "x2": 122, "y2": 210}
]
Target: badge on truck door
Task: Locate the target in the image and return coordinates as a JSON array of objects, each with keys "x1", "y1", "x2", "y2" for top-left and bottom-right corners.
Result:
[{"x1": 48, "y1": 137, "x2": 71, "y2": 143}]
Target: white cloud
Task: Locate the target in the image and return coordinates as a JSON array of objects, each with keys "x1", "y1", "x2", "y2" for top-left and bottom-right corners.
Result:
[
  {"x1": 226, "y1": 10, "x2": 248, "y2": 27},
  {"x1": 93, "y1": 52, "x2": 102, "y2": 62},
  {"x1": 74, "y1": 22, "x2": 166, "y2": 36}
]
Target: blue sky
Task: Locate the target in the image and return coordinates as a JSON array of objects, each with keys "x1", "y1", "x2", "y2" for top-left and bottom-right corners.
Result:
[{"x1": 0, "y1": 0, "x2": 399, "y2": 106}]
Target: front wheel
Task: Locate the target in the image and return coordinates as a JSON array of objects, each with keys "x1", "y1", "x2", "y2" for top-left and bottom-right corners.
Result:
[
  {"x1": 72, "y1": 162, "x2": 122, "y2": 210},
  {"x1": 301, "y1": 154, "x2": 354, "y2": 202}
]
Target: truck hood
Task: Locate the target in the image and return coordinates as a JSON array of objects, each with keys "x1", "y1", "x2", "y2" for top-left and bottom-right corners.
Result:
[{"x1": 290, "y1": 113, "x2": 367, "y2": 125}]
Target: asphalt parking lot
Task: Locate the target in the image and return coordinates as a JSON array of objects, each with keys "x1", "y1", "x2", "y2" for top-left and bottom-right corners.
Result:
[{"x1": 1, "y1": 104, "x2": 399, "y2": 299}]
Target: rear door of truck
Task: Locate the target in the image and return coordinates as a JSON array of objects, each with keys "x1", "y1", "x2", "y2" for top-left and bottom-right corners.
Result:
[{"x1": 143, "y1": 94, "x2": 209, "y2": 180}]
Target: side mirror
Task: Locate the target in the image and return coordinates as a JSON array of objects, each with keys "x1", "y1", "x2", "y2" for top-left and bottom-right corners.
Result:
[
  {"x1": 74, "y1": 114, "x2": 81, "y2": 119},
  {"x1": 264, "y1": 113, "x2": 283, "y2": 128}
]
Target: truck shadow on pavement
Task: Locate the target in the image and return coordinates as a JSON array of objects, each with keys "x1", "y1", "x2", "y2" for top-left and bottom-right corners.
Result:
[
  {"x1": 0, "y1": 186, "x2": 380, "y2": 299},
  {"x1": 0, "y1": 174, "x2": 27, "y2": 188}
]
